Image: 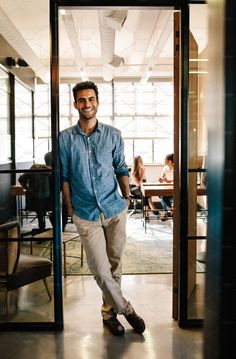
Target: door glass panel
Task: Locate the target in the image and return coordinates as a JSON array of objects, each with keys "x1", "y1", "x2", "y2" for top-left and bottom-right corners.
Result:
[
  {"x1": 1, "y1": 167, "x2": 55, "y2": 324},
  {"x1": 15, "y1": 80, "x2": 33, "y2": 163},
  {"x1": 187, "y1": 3, "x2": 208, "y2": 320},
  {"x1": 188, "y1": 240, "x2": 206, "y2": 319},
  {"x1": 0, "y1": 47, "x2": 55, "y2": 328},
  {"x1": 0, "y1": 68, "x2": 11, "y2": 163}
]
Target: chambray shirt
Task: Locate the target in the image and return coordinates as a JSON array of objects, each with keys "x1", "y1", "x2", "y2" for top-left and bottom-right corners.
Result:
[{"x1": 59, "y1": 120, "x2": 129, "y2": 221}]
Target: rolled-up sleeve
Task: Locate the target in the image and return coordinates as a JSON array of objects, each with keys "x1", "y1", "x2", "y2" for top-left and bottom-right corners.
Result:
[
  {"x1": 112, "y1": 131, "x2": 129, "y2": 178},
  {"x1": 59, "y1": 131, "x2": 71, "y2": 183}
]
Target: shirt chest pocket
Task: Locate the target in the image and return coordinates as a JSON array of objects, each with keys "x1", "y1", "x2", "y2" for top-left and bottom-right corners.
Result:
[{"x1": 93, "y1": 144, "x2": 113, "y2": 162}]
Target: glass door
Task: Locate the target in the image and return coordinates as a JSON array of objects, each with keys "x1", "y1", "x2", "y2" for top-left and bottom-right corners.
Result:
[{"x1": 178, "y1": 2, "x2": 208, "y2": 328}]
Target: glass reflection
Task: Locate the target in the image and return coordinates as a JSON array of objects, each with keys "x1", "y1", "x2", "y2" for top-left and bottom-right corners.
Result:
[
  {"x1": 186, "y1": 3, "x2": 208, "y2": 321},
  {"x1": 0, "y1": 216, "x2": 54, "y2": 323},
  {"x1": 187, "y1": 240, "x2": 206, "y2": 320}
]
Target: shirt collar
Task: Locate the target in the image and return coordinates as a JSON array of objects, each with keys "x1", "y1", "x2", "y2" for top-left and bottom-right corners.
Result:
[{"x1": 72, "y1": 120, "x2": 102, "y2": 135}]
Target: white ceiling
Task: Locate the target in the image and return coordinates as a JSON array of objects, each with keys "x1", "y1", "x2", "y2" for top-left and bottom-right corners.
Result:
[{"x1": 0, "y1": 1, "x2": 208, "y2": 84}]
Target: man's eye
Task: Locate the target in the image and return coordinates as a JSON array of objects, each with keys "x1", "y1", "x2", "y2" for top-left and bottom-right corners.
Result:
[{"x1": 77, "y1": 97, "x2": 96, "y2": 104}]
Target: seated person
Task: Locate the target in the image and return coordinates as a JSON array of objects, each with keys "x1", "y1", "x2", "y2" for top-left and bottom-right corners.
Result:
[
  {"x1": 18, "y1": 163, "x2": 52, "y2": 233},
  {"x1": 130, "y1": 155, "x2": 159, "y2": 216},
  {"x1": 159, "y1": 153, "x2": 174, "y2": 221}
]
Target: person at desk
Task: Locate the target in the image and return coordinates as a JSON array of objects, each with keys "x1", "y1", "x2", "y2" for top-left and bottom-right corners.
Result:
[
  {"x1": 18, "y1": 162, "x2": 52, "y2": 233},
  {"x1": 130, "y1": 155, "x2": 159, "y2": 216},
  {"x1": 159, "y1": 153, "x2": 174, "y2": 221}
]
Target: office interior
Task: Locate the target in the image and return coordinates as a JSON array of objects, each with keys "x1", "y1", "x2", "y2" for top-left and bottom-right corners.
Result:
[{"x1": 0, "y1": 1, "x2": 235, "y2": 358}]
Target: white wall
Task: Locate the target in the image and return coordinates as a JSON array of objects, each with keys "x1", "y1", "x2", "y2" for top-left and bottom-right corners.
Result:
[
  {"x1": 144, "y1": 165, "x2": 163, "y2": 203},
  {"x1": 144, "y1": 164, "x2": 163, "y2": 182}
]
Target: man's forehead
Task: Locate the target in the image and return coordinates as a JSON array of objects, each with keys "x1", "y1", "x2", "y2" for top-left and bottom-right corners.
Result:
[{"x1": 76, "y1": 89, "x2": 96, "y2": 98}]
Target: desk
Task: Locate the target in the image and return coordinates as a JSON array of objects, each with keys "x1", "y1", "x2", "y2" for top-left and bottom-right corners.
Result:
[
  {"x1": 141, "y1": 183, "x2": 206, "y2": 198},
  {"x1": 34, "y1": 229, "x2": 84, "y2": 277},
  {"x1": 10, "y1": 184, "x2": 26, "y2": 196},
  {"x1": 10, "y1": 185, "x2": 26, "y2": 224},
  {"x1": 141, "y1": 183, "x2": 174, "y2": 197},
  {"x1": 140, "y1": 184, "x2": 174, "y2": 232},
  {"x1": 141, "y1": 183, "x2": 206, "y2": 232}
]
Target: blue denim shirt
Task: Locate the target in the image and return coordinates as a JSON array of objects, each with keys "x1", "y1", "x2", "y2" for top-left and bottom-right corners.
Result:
[{"x1": 59, "y1": 120, "x2": 129, "y2": 221}]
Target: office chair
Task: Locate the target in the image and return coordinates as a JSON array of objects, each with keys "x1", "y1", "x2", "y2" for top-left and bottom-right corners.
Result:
[
  {"x1": 128, "y1": 184, "x2": 143, "y2": 218},
  {"x1": 0, "y1": 221, "x2": 52, "y2": 315}
]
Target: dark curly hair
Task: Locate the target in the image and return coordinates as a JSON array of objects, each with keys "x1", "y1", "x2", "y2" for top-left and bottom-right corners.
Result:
[{"x1": 72, "y1": 81, "x2": 99, "y2": 102}]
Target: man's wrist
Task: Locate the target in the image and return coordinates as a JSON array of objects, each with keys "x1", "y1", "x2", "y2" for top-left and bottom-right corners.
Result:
[
  {"x1": 123, "y1": 196, "x2": 131, "y2": 201},
  {"x1": 67, "y1": 203, "x2": 73, "y2": 212}
]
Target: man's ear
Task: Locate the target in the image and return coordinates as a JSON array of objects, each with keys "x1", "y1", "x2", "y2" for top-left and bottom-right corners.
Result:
[{"x1": 73, "y1": 101, "x2": 77, "y2": 109}]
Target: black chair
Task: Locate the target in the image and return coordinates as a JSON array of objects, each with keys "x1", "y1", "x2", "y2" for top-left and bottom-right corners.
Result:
[
  {"x1": 129, "y1": 185, "x2": 143, "y2": 217},
  {"x1": 0, "y1": 221, "x2": 52, "y2": 315}
]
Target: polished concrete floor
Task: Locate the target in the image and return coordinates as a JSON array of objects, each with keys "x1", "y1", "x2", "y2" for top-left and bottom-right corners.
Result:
[{"x1": 0, "y1": 273, "x2": 203, "y2": 359}]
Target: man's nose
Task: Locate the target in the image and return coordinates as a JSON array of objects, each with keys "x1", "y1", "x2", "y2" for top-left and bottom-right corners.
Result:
[{"x1": 84, "y1": 99, "x2": 91, "y2": 106}]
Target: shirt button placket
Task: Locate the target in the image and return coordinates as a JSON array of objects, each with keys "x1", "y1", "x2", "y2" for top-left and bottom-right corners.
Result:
[{"x1": 88, "y1": 140, "x2": 98, "y2": 202}]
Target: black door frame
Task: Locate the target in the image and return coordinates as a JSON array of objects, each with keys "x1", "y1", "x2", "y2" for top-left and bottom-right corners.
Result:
[
  {"x1": 51, "y1": 0, "x2": 206, "y2": 330},
  {"x1": 0, "y1": 0, "x2": 207, "y2": 331}
]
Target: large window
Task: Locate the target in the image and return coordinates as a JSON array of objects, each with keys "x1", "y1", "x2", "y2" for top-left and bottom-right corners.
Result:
[
  {"x1": 0, "y1": 67, "x2": 11, "y2": 163},
  {"x1": 34, "y1": 84, "x2": 51, "y2": 162},
  {"x1": 34, "y1": 80, "x2": 173, "y2": 164},
  {"x1": 15, "y1": 80, "x2": 33, "y2": 162}
]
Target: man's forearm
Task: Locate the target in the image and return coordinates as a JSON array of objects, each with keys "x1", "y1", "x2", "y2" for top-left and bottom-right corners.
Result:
[
  {"x1": 117, "y1": 175, "x2": 130, "y2": 199},
  {"x1": 62, "y1": 181, "x2": 73, "y2": 215}
]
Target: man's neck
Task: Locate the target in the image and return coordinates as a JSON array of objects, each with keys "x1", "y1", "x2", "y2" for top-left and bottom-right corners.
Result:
[{"x1": 79, "y1": 118, "x2": 97, "y2": 136}]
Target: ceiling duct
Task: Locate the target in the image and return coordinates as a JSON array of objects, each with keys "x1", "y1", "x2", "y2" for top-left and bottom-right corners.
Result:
[
  {"x1": 105, "y1": 10, "x2": 127, "y2": 31},
  {"x1": 61, "y1": 10, "x2": 88, "y2": 81},
  {"x1": 98, "y1": 10, "x2": 127, "y2": 81}
]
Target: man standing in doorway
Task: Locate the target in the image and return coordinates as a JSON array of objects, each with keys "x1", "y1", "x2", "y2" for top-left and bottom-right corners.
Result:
[{"x1": 59, "y1": 81, "x2": 145, "y2": 336}]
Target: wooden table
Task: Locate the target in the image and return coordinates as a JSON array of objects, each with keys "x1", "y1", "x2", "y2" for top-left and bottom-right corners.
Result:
[
  {"x1": 10, "y1": 184, "x2": 26, "y2": 196},
  {"x1": 140, "y1": 183, "x2": 173, "y2": 232},
  {"x1": 34, "y1": 229, "x2": 84, "y2": 277},
  {"x1": 141, "y1": 182, "x2": 206, "y2": 198},
  {"x1": 141, "y1": 183, "x2": 207, "y2": 232},
  {"x1": 141, "y1": 183, "x2": 174, "y2": 197}
]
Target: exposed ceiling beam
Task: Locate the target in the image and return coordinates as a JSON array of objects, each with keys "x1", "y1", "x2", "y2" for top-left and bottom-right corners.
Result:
[
  {"x1": 0, "y1": 6, "x2": 48, "y2": 83},
  {"x1": 141, "y1": 10, "x2": 173, "y2": 83},
  {"x1": 61, "y1": 9, "x2": 88, "y2": 81}
]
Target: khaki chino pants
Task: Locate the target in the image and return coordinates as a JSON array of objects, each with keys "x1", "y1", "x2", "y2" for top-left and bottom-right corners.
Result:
[{"x1": 73, "y1": 208, "x2": 132, "y2": 315}]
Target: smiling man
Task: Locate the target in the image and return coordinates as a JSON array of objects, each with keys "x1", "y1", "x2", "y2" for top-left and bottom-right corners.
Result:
[{"x1": 59, "y1": 81, "x2": 145, "y2": 336}]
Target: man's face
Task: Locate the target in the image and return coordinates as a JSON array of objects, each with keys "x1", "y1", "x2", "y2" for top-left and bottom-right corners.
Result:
[{"x1": 74, "y1": 89, "x2": 99, "y2": 121}]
